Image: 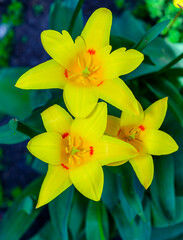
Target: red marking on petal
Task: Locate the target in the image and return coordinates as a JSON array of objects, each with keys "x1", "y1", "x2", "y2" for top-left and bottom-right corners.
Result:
[
  {"x1": 89, "y1": 146, "x2": 94, "y2": 155},
  {"x1": 61, "y1": 163, "x2": 69, "y2": 169},
  {"x1": 62, "y1": 132, "x2": 69, "y2": 139},
  {"x1": 64, "y1": 69, "x2": 68, "y2": 78},
  {"x1": 118, "y1": 129, "x2": 121, "y2": 136},
  {"x1": 139, "y1": 125, "x2": 145, "y2": 131},
  {"x1": 97, "y1": 81, "x2": 104, "y2": 87},
  {"x1": 87, "y1": 48, "x2": 96, "y2": 55}
]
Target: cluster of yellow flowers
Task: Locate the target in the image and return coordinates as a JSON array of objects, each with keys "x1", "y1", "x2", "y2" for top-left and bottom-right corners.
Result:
[{"x1": 15, "y1": 8, "x2": 178, "y2": 208}]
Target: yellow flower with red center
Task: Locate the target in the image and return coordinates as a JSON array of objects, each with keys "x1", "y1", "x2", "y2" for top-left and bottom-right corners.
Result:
[
  {"x1": 173, "y1": 0, "x2": 183, "y2": 8},
  {"x1": 15, "y1": 8, "x2": 144, "y2": 118},
  {"x1": 106, "y1": 98, "x2": 178, "y2": 189},
  {"x1": 27, "y1": 102, "x2": 137, "y2": 208}
]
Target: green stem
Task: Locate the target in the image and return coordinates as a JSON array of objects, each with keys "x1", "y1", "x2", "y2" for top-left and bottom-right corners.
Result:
[
  {"x1": 17, "y1": 121, "x2": 40, "y2": 138},
  {"x1": 157, "y1": 52, "x2": 183, "y2": 75},
  {"x1": 163, "y1": 9, "x2": 182, "y2": 35},
  {"x1": 68, "y1": 0, "x2": 85, "y2": 35}
]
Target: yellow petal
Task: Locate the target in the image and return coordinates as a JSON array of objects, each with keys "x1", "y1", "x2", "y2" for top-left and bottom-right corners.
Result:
[
  {"x1": 143, "y1": 97, "x2": 168, "y2": 130},
  {"x1": 129, "y1": 154, "x2": 154, "y2": 189},
  {"x1": 103, "y1": 48, "x2": 144, "y2": 79},
  {"x1": 15, "y1": 60, "x2": 66, "y2": 89},
  {"x1": 94, "y1": 135, "x2": 138, "y2": 166},
  {"x1": 63, "y1": 83, "x2": 98, "y2": 118},
  {"x1": 81, "y1": 8, "x2": 112, "y2": 50},
  {"x1": 41, "y1": 30, "x2": 77, "y2": 70},
  {"x1": 41, "y1": 104, "x2": 72, "y2": 133},
  {"x1": 27, "y1": 132, "x2": 63, "y2": 165},
  {"x1": 120, "y1": 101, "x2": 144, "y2": 131},
  {"x1": 105, "y1": 115, "x2": 121, "y2": 137},
  {"x1": 71, "y1": 102, "x2": 107, "y2": 142},
  {"x1": 143, "y1": 129, "x2": 179, "y2": 155},
  {"x1": 173, "y1": 0, "x2": 183, "y2": 8},
  {"x1": 69, "y1": 160, "x2": 103, "y2": 201},
  {"x1": 98, "y1": 78, "x2": 139, "y2": 115},
  {"x1": 36, "y1": 165, "x2": 72, "y2": 208}
]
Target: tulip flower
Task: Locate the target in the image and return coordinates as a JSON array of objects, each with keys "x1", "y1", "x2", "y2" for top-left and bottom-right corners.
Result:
[
  {"x1": 105, "y1": 98, "x2": 178, "y2": 189},
  {"x1": 173, "y1": 0, "x2": 183, "y2": 8},
  {"x1": 27, "y1": 102, "x2": 137, "y2": 208},
  {"x1": 15, "y1": 8, "x2": 144, "y2": 118}
]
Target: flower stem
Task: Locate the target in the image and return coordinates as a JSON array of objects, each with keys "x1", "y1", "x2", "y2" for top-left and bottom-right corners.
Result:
[{"x1": 163, "y1": 9, "x2": 182, "y2": 35}]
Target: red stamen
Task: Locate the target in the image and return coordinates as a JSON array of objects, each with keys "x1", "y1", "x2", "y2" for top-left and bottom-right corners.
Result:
[
  {"x1": 97, "y1": 81, "x2": 104, "y2": 87},
  {"x1": 118, "y1": 129, "x2": 121, "y2": 136},
  {"x1": 64, "y1": 69, "x2": 68, "y2": 78},
  {"x1": 139, "y1": 125, "x2": 145, "y2": 131},
  {"x1": 61, "y1": 163, "x2": 69, "y2": 169},
  {"x1": 89, "y1": 146, "x2": 94, "y2": 155},
  {"x1": 87, "y1": 48, "x2": 96, "y2": 55},
  {"x1": 62, "y1": 132, "x2": 69, "y2": 139}
]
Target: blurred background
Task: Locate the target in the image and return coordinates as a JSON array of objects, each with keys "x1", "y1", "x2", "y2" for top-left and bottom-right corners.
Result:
[{"x1": 0, "y1": 0, "x2": 183, "y2": 240}]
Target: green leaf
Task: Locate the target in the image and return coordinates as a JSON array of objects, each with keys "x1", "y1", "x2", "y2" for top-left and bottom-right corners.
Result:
[
  {"x1": 112, "y1": 11, "x2": 146, "y2": 42},
  {"x1": 118, "y1": 164, "x2": 145, "y2": 221},
  {"x1": 69, "y1": 191, "x2": 88, "y2": 240},
  {"x1": 101, "y1": 167, "x2": 119, "y2": 209},
  {"x1": 0, "y1": 177, "x2": 42, "y2": 240},
  {"x1": 18, "y1": 196, "x2": 34, "y2": 215},
  {"x1": 49, "y1": 0, "x2": 83, "y2": 39},
  {"x1": 86, "y1": 201, "x2": 109, "y2": 240},
  {"x1": 0, "y1": 68, "x2": 32, "y2": 119},
  {"x1": 0, "y1": 119, "x2": 28, "y2": 144},
  {"x1": 30, "y1": 90, "x2": 52, "y2": 111},
  {"x1": 150, "y1": 155, "x2": 175, "y2": 221},
  {"x1": 29, "y1": 221, "x2": 60, "y2": 240},
  {"x1": 135, "y1": 20, "x2": 170, "y2": 51},
  {"x1": 146, "y1": 79, "x2": 183, "y2": 127},
  {"x1": 49, "y1": 186, "x2": 74, "y2": 240},
  {"x1": 110, "y1": 35, "x2": 135, "y2": 50}
]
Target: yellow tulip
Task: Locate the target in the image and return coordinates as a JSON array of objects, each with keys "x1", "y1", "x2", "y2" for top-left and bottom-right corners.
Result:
[
  {"x1": 105, "y1": 98, "x2": 178, "y2": 189},
  {"x1": 27, "y1": 102, "x2": 137, "y2": 208},
  {"x1": 15, "y1": 8, "x2": 144, "y2": 118},
  {"x1": 173, "y1": 0, "x2": 183, "y2": 8}
]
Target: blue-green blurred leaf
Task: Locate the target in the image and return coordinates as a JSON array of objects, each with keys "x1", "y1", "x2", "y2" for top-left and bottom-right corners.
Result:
[
  {"x1": 119, "y1": 164, "x2": 145, "y2": 221},
  {"x1": 0, "y1": 177, "x2": 42, "y2": 240},
  {"x1": 0, "y1": 68, "x2": 32, "y2": 119},
  {"x1": 0, "y1": 119, "x2": 28, "y2": 144},
  {"x1": 29, "y1": 221, "x2": 60, "y2": 240},
  {"x1": 49, "y1": 186, "x2": 74, "y2": 240},
  {"x1": 146, "y1": 79, "x2": 183, "y2": 127},
  {"x1": 69, "y1": 191, "x2": 87, "y2": 240},
  {"x1": 150, "y1": 155, "x2": 175, "y2": 221},
  {"x1": 49, "y1": 0, "x2": 83, "y2": 39},
  {"x1": 30, "y1": 90, "x2": 52, "y2": 111},
  {"x1": 86, "y1": 201, "x2": 109, "y2": 240},
  {"x1": 135, "y1": 20, "x2": 170, "y2": 51}
]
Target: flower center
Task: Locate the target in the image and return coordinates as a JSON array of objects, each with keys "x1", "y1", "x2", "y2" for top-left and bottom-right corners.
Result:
[
  {"x1": 118, "y1": 125, "x2": 145, "y2": 152},
  {"x1": 61, "y1": 133, "x2": 94, "y2": 169},
  {"x1": 64, "y1": 49, "x2": 104, "y2": 87}
]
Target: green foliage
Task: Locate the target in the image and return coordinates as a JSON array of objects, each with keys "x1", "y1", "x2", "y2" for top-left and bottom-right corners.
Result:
[
  {"x1": 133, "y1": 0, "x2": 183, "y2": 43},
  {"x1": 0, "y1": 2, "x2": 183, "y2": 240},
  {"x1": 32, "y1": 4, "x2": 44, "y2": 16}
]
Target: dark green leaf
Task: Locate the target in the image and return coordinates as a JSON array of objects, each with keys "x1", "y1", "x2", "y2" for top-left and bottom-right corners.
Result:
[
  {"x1": 30, "y1": 90, "x2": 52, "y2": 111},
  {"x1": 29, "y1": 221, "x2": 60, "y2": 240},
  {"x1": 150, "y1": 155, "x2": 175, "y2": 221},
  {"x1": 69, "y1": 191, "x2": 88, "y2": 240},
  {"x1": 86, "y1": 201, "x2": 109, "y2": 240},
  {"x1": 110, "y1": 35, "x2": 135, "y2": 50},
  {"x1": 119, "y1": 164, "x2": 145, "y2": 221},
  {"x1": 49, "y1": 0, "x2": 83, "y2": 39},
  {"x1": 0, "y1": 177, "x2": 42, "y2": 240},
  {"x1": 0, "y1": 68, "x2": 32, "y2": 119},
  {"x1": 49, "y1": 186, "x2": 74, "y2": 240},
  {"x1": 0, "y1": 119, "x2": 28, "y2": 144},
  {"x1": 135, "y1": 20, "x2": 170, "y2": 51},
  {"x1": 146, "y1": 79, "x2": 183, "y2": 127}
]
